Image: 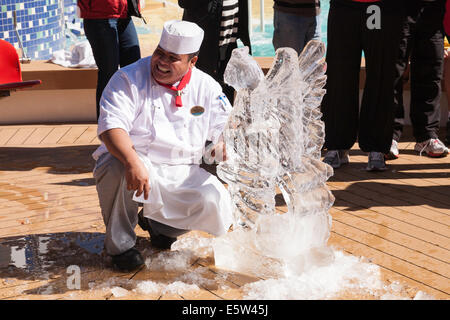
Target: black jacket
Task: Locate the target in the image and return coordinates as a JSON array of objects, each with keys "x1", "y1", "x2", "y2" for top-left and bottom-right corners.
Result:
[
  {"x1": 178, "y1": 0, "x2": 251, "y2": 78},
  {"x1": 274, "y1": 0, "x2": 321, "y2": 17}
]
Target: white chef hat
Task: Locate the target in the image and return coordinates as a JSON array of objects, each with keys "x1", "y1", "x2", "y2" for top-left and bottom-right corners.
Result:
[{"x1": 158, "y1": 20, "x2": 204, "y2": 55}]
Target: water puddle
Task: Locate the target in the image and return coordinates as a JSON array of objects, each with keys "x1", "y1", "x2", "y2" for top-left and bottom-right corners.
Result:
[
  {"x1": 0, "y1": 232, "x2": 436, "y2": 299},
  {"x1": 0, "y1": 232, "x2": 105, "y2": 276}
]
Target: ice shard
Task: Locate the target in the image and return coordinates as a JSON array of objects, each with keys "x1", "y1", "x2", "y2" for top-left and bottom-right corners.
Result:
[{"x1": 213, "y1": 41, "x2": 335, "y2": 278}]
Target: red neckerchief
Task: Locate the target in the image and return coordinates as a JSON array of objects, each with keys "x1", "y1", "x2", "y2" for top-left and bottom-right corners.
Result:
[{"x1": 155, "y1": 68, "x2": 192, "y2": 107}]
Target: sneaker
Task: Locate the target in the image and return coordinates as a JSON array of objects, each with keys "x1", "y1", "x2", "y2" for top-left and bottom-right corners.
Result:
[
  {"x1": 414, "y1": 138, "x2": 449, "y2": 158},
  {"x1": 367, "y1": 152, "x2": 387, "y2": 172},
  {"x1": 385, "y1": 139, "x2": 399, "y2": 160},
  {"x1": 111, "y1": 247, "x2": 144, "y2": 272},
  {"x1": 323, "y1": 150, "x2": 349, "y2": 169}
]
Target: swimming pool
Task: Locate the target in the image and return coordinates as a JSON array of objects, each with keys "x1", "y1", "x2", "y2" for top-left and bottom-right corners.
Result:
[
  {"x1": 0, "y1": 0, "x2": 330, "y2": 60},
  {"x1": 69, "y1": 0, "x2": 331, "y2": 58},
  {"x1": 247, "y1": 0, "x2": 330, "y2": 57}
]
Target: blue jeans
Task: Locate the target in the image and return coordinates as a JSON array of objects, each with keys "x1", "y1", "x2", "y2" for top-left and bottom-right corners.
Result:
[
  {"x1": 272, "y1": 10, "x2": 321, "y2": 55},
  {"x1": 84, "y1": 18, "x2": 141, "y2": 119}
]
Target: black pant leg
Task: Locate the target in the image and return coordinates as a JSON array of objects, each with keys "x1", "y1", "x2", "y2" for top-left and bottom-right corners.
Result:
[
  {"x1": 117, "y1": 18, "x2": 141, "y2": 68},
  {"x1": 83, "y1": 19, "x2": 121, "y2": 120},
  {"x1": 393, "y1": 74, "x2": 406, "y2": 141},
  {"x1": 393, "y1": 12, "x2": 415, "y2": 142},
  {"x1": 358, "y1": 1, "x2": 405, "y2": 153},
  {"x1": 409, "y1": 3, "x2": 445, "y2": 142},
  {"x1": 217, "y1": 43, "x2": 237, "y2": 104},
  {"x1": 321, "y1": 0, "x2": 363, "y2": 151}
]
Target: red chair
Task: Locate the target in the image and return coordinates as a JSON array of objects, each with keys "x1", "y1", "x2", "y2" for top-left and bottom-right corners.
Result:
[{"x1": 0, "y1": 39, "x2": 41, "y2": 95}]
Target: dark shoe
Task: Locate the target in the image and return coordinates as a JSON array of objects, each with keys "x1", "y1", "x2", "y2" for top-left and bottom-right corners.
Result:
[
  {"x1": 323, "y1": 149, "x2": 349, "y2": 169},
  {"x1": 111, "y1": 247, "x2": 144, "y2": 272},
  {"x1": 138, "y1": 210, "x2": 177, "y2": 250},
  {"x1": 149, "y1": 233, "x2": 177, "y2": 250},
  {"x1": 366, "y1": 152, "x2": 387, "y2": 172},
  {"x1": 137, "y1": 209, "x2": 151, "y2": 231}
]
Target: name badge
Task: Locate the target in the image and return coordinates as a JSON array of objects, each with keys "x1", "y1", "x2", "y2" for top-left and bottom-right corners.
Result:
[{"x1": 190, "y1": 106, "x2": 205, "y2": 116}]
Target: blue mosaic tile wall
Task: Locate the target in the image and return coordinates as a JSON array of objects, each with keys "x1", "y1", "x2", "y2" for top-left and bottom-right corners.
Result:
[
  {"x1": 63, "y1": 0, "x2": 83, "y2": 36},
  {"x1": 0, "y1": 0, "x2": 80, "y2": 60}
]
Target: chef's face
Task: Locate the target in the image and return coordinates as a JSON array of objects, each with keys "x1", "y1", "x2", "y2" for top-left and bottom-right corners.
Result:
[{"x1": 151, "y1": 46, "x2": 198, "y2": 85}]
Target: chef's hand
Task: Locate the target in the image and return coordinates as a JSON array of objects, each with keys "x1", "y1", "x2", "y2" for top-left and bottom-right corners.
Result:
[
  {"x1": 100, "y1": 128, "x2": 151, "y2": 200},
  {"x1": 125, "y1": 158, "x2": 150, "y2": 200},
  {"x1": 211, "y1": 141, "x2": 227, "y2": 162}
]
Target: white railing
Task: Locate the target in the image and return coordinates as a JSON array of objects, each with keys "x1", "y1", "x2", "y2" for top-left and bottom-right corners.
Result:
[
  {"x1": 259, "y1": 0, "x2": 265, "y2": 33},
  {"x1": 248, "y1": 0, "x2": 265, "y2": 37}
]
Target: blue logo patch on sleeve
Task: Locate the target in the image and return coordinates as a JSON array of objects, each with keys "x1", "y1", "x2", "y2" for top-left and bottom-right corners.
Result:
[{"x1": 218, "y1": 93, "x2": 231, "y2": 110}]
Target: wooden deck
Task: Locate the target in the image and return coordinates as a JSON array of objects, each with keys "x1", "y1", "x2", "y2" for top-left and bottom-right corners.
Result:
[{"x1": 0, "y1": 124, "x2": 449, "y2": 300}]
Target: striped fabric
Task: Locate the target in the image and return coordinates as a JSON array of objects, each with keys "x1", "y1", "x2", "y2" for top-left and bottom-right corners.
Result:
[{"x1": 219, "y1": 0, "x2": 239, "y2": 47}]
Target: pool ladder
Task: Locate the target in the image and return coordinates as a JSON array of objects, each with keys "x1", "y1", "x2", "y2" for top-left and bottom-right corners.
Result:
[{"x1": 12, "y1": 10, "x2": 31, "y2": 64}]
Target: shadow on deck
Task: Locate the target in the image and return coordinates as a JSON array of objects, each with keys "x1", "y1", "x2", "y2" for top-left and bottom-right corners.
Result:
[{"x1": 0, "y1": 124, "x2": 449, "y2": 300}]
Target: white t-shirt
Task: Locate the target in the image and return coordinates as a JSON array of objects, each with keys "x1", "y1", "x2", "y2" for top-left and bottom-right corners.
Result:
[{"x1": 92, "y1": 56, "x2": 232, "y2": 165}]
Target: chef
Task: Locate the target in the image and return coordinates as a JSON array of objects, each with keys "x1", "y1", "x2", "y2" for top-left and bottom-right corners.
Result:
[{"x1": 92, "y1": 20, "x2": 233, "y2": 271}]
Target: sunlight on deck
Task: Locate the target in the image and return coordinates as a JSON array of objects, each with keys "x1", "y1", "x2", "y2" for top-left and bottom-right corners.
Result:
[{"x1": 0, "y1": 124, "x2": 448, "y2": 300}]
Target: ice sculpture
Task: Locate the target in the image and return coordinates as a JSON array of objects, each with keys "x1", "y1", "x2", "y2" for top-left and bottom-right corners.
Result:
[{"x1": 213, "y1": 41, "x2": 335, "y2": 278}]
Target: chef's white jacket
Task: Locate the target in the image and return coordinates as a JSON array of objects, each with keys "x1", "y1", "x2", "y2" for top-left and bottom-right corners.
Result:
[{"x1": 92, "y1": 56, "x2": 233, "y2": 236}]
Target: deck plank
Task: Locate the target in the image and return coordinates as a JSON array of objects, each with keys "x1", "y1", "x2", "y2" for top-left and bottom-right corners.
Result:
[
  {"x1": 330, "y1": 170, "x2": 450, "y2": 217},
  {"x1": 0, "y1": 128, "x2": 19, "y2": 145},
  {"x1": 331, "y1": 223, "x2": 450, "y2": 296},
  {"x1": 5, "y1": 127, "x2": 36, "y2": 146},
  {"x1": 40, "y1": 126, "x2": 72, "y2": 145},
  {"x1": 22, "y1": 127, "x2": 53, "y2": 145},
  {"x1": 0, "y1": 123, "x2": 449, "y2": 300},
  {"x1": 73, "y1": 126, "x2": 98, "y2": 145},
  {"x1": 329, "y1": 206, "x2": 450, "y2": 262},
  {"x1": 332, "y1": 219, "x2": 450, "y2": 279},
  {"x1": 57, "y1": 126, "x2": 89, "y2": 144},
  {"x1": 329, "y1": 233, "x2": 449, "y2": 299},
  {"x1": 329, "y1": 185, "x2": 450, "y2": 238}
]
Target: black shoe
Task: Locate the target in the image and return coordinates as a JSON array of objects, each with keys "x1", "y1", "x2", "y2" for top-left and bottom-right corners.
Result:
[
  {"x1": 137, "y1": 209, "x2": 151, "y2": 231},
  {"x1": 138, "y1": 210, "x2": 177, "y2": 250},
  {"x1": 366, "y1": 152, "x2": 387, "y2": 172},
  {"x1": 111, "y1": 247, "x2": 144, "y2": 272},
  {"x1": 150, "y1": 233, "x2": 177, "y2": 250}
]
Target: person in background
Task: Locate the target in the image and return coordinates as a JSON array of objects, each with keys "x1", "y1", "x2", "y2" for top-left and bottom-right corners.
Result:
[
  {"x1": 386, "y1": 0, "x2": 448, "y2": 160},
  {"x1": 92, "y1": 20, "x2": 233, "y2": 272},
  {"x1": 77, "y1": 0, "x2": 143, "y2": 119},
  {"x1": 178, "y1": 0, "x2": 251, "y2": 104},
  {"x1": 444, "y1": 0, "x2": 450, "y2": 146},
  {"x1": 444, "y1": 45, "x2": 450, "y2": 146},
  {"x1": 272, "y1": 0, "x2": 321, "y2": 55},
  {"x1": 321, "y1": 0, "x2": 405, "y2": 171}
]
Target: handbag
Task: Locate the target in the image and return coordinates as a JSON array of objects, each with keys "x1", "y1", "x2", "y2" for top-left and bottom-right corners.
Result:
[{"x1": 127, "y1": 0, "x2": 147, "y2": 23}]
